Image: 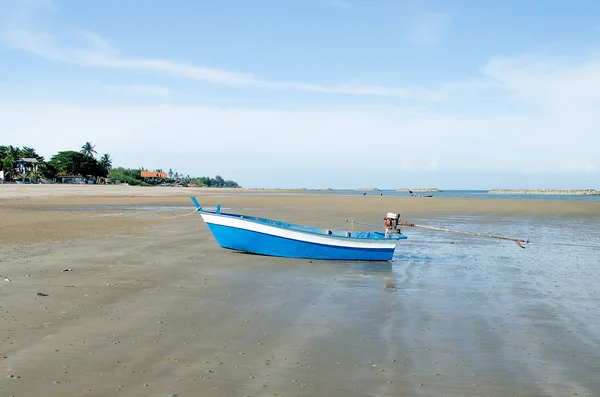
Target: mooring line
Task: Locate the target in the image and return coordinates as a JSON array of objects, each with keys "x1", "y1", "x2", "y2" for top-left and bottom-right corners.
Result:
[
  {"x1": 161, "y1": 209, "x2": 200, "y2": 219},
  {"x1": 346, "y1": 219, "x2": 530, "y2": 248}
]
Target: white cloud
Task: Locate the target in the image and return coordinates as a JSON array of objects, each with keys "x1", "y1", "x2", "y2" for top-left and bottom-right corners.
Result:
[
  {"x1": 429, "y1": 158, "x2": 439, "y2": 170},
  {"x1": 562, "y1": 162, "x2": 598, "y2": 174},
  {"x1": 523, "y1": 164, "x2": 599, "y2": 175},
  {"x1": 4, "y1": 27, "x2": 448, "y2": 102},
  {"x1": 103, "y1": 84, "x2": 172, "y2": 96},
  {"x1": 405, "y1": 13, "x2": 452, "y2": 47},
  {"x1": 1, "y1": 101, "x2": 597, "y2": 176},
  {"x1": 400, "y1": 159, "x2": 416, "y2": 171},
  {"x1": 0, "y1": 0, "x2": 54, "y2": 28},
  {"x1": 482, "y1": 52, "x2": 600, "y2": 112},
  {"x1": 523, "y1": 167, "x2": 544, "y2": 174},
  {"x1": 6, "y1": 29, "x2": 71, "y2": 60}
]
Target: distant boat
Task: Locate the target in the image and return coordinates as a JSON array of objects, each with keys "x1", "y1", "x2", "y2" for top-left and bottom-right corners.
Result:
[
  {"x1": 190, "y1": 196, "x2": 407, "y2": 261},
  {"x1": 408, "y1": 190, "x2": 434, "y2": 198}
]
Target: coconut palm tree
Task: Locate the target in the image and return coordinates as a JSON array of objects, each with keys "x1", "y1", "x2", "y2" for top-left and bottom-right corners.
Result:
[
  {"x1": 2, "y1": 157, "x2": 16, "y2": 181},
  {"x1": 19, "y1": 146, "x2": 43, "y2": 160},
  {"x1": 0, "y1": 145, "x2": 8, "y2": 173},
  {"x1": 81, "y1": 142, "x2": 97, "y2": 158},
  {"x1": 99, "y1": 153, "x2": 112, "y2": 175},
  {"x1": 1, "y1": 145, "x2": 20, "y2": 181},
  {"x1": 0, "y1": 145, "x2": 7, "y2": 157}
]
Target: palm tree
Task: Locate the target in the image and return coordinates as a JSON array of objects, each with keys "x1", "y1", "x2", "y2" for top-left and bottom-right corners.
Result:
[
  {"x1": 99, "y1": 153, "x2": 112, "y2": 175},
  {"x1": 0, "y1": 145, "x2": 8, "y2": 171},
  {"x1": 20, "y1": 147, "x2": 34, "y2": 157},
  {"x1": 1, "y1": 145, "x2": 20, "y2": 181},
  {"x1": 19, "y1": 146, "x2": 41, "y2": 160},
  {"x1": 81, "y1": 142, "x2": 97, "y2": 157},
  {"x1": 2, "y1": 157, "x2": 16, "y2": 181}
]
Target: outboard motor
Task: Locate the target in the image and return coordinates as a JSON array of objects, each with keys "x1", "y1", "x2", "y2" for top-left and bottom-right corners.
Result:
[{"x1": 383, "y1": 212, "x2": 401, "y2": 237}]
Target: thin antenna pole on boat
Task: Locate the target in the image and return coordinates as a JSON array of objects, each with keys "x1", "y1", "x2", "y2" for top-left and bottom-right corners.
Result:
[{"x1": 345, "y1": 219, "x2": 530, "y2": 248}]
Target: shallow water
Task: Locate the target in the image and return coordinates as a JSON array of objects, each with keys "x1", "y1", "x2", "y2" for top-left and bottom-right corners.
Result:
[
  {"x1": 3, "y1": 210, "x2": 598, "y2": 397},
  {"x1": 203, "y1": 215, "x2": 600, "y2": 396}
]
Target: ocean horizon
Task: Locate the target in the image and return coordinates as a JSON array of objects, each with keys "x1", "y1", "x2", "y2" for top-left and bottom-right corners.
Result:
[{"x1": 295, "y1": 189, "x2": 600, "y2": 202}]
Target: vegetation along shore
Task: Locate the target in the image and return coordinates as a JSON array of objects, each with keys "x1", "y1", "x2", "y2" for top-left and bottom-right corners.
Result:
[{"x1": 0, "y1": 143, "x2": 239, "y2": 187}]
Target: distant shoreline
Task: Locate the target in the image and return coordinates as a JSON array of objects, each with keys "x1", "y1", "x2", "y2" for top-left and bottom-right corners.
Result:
[{"x1": 489, "y1": 188, "x2": 600, "y2": 196}]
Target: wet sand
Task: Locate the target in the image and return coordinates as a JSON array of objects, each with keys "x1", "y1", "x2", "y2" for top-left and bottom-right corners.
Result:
[{"x1": 1, "y1": 185, "x2": 600, "y2": 396}]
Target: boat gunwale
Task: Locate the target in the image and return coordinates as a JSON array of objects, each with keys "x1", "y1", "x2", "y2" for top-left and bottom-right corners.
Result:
[{"x1": 198, "y1": 208, "x2": 407, "y2": 242}]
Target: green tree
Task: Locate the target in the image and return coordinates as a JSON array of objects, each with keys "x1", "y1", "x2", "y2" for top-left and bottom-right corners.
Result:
[
  {"x1": 99, "y1": 153, "x2": 113, "y2": 176},
  {"x1": 37, "y1": 161, "x2": 57, "y2": 180},
  {"x1": 108, "y1": 167, "x2": 150, "y2": 186},
  {"x1": 19, "y1": 146, "x2": 44, "y2": 161},
  {"x1": 50, "y1": 151, "x2": 103, "y2": 177},
  {"x1": 0, "y1": 145, "x2": 21, "y2": 181},
  {"x1": 224, "y1": 179, "x2": 239, "y2": 188},
  {"x1": 80, "y1": 142, "x2": 97, "y2": 158},
  {"x1": 0, "y1": 145, "x2": 11, "y2": 172},
  {"x1": 2, "y1": 156, "x2": 16, "y2": 180}
]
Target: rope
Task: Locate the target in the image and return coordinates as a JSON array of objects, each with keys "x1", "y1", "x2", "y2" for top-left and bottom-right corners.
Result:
[
  {"x1": 161, "y1": 209, "x2": 200, "y2": 219},
  {"x1": 398, "y1": 221, "x2": 529, "y2": 247},
  {"x1": 345, "y1": 219, "x2": 529, "y2": 248}
]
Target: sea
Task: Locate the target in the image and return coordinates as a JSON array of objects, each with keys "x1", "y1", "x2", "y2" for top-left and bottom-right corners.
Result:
[{"x1": 301, "y1": 189, "x2": 600, "y2": 202}]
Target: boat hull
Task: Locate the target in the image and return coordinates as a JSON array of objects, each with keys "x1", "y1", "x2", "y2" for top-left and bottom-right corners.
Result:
[{"x1": 200, "y1": 212, "x2": 402, "y2": 261}]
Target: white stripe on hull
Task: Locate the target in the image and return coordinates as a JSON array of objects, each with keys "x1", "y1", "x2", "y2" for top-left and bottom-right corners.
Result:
[{"x1": 201, "y1": 213, "x2": 399, "y2": 250}]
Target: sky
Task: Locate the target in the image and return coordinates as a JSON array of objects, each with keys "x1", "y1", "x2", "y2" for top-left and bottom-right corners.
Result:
[{"x1": 1, "y1": 0, "x2": 599, "y2": 189}]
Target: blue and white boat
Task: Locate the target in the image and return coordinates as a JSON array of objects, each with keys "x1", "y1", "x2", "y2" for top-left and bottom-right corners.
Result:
[{"x1": 190, "y1": 196, "x2": 407, "y2": 261}]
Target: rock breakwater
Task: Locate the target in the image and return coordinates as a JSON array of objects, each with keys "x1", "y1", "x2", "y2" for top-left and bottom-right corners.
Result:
[{"x1": 489, "y1": 188, "x2": 600, "y2": 196}]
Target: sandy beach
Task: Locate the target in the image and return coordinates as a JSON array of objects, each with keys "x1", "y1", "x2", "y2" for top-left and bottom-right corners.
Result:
[
  {"x1": 2, "y1": 185, "x2": 599, "y2": 246},
  {"x1": 2, "y1": 184, "x2": 600, "y2": 396}
]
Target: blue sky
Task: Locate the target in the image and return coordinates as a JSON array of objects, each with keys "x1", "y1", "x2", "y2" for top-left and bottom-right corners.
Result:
[{"x1": 1, "y1": 0, "x2": 599, "y2": 189}]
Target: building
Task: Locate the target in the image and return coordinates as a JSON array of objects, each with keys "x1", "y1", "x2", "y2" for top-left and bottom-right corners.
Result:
[
  {"x1": 15, "y1": 158, "x2": 39, "y2": 173},
  {"x1": 13, "y1": 158, "x2": 40, "y2": 181},
  {"x1": 140, "y1": 171, "x2": 167, "y2": 179}
]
